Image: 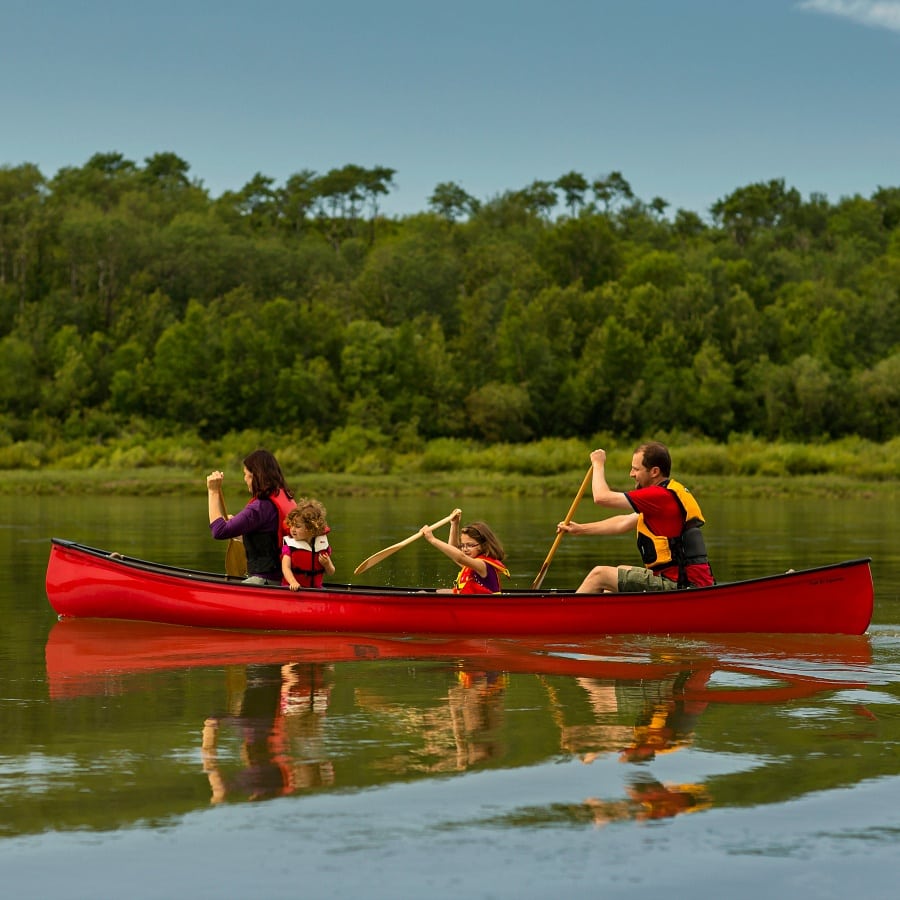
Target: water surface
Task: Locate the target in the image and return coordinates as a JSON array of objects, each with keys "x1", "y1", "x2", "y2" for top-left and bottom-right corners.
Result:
[{"x1": 2, "y1": 492, "x2": 898, "y2": 898}]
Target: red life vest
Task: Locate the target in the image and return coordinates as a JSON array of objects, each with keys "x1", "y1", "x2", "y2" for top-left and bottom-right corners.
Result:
[
  {"x1": 452, "y1": 556, "x2": 509, "y2": 594},
  {"x1": 269, "y1": 489, "x2": 297, "y2": 543},
  {"x1": 282, "y1": 532, "x2": 331, "y2": 588}
]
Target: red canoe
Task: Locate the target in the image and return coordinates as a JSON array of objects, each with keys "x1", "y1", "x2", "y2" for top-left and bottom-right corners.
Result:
[{"x1": 45, "y1": 538, "x2": 874, "y2": 635}]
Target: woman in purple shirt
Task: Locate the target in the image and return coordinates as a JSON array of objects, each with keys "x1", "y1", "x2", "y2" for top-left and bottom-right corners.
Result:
[{"x1": 206, "y1": 449, "x2": 296, "y2": 584}]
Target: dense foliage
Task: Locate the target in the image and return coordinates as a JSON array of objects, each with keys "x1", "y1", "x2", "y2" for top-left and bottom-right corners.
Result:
[{"x1": 2, "y1": 152, "x2": 900, "y2": 467}]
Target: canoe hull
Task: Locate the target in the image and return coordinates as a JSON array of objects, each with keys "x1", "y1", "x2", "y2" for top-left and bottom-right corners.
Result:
[{"x1": 45, "y1": 539, "x2": 874, "y2": 635}]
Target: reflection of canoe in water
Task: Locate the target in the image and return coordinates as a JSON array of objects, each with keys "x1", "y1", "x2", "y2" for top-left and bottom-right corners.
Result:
[
  {"x1": 45, "y1": 539, "x2": 875, "y2": 635},
  {"x1": 45, "y1": 618, "x2": 871, "y2": 702}
]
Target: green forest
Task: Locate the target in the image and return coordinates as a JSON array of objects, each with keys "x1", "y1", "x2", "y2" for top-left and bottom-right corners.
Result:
[{"x1": 2, "y1": 152, "x2": 900, "y2": 475}]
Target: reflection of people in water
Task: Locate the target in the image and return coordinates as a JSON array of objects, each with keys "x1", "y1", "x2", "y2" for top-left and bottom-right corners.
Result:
[
  {"x1": 545, "y1": 668, "x2": 713, "y2": 822},
  {"x1": 201, "y1": 662, "x2": 334, "y2": 803},
  {"x1": 448, "y1": 670, "x2": 507, "y2": 767},
  {"x1": 625, "y1": 778, "x2": 711, "y2": 819},
  {"x1": 584, "y1": 777, "x2": 712, "y2": 825},
  {"x1": 618, "y1": 670, "x2": 709, "y2": 762},
  {"x1": 549, "y1": 669, "x2": 710, "y2": 764},
  {"x1": 279, "y1": 662, "x2": 336, "y2": 790},
  {"x1": 551, "y1": 677, "x2": 635, "y2": 761},
  {"x1": 352, "y1": 666, "x2": 508, "y2": 773}
]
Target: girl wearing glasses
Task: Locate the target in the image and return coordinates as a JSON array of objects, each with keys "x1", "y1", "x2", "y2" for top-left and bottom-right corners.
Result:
[{"x1": 421, "y1": 511, "x2": 509, "y2": 594}]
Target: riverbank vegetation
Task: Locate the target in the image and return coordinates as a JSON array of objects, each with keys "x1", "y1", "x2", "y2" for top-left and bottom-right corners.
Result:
[
  {"x1": 0, "y1": 432, "x2": 894, "y2": 497},
  {"x1": 2, "y1": 153, "x2": 899, "y2": 488}
]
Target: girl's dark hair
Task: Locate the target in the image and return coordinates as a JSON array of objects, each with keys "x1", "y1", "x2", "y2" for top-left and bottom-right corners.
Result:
[
  {"x1": 242, "y1": 449, "x2": 294, "y2": 500},
  {"x1": 461, "y1": 521, "x2": 505, "y2": 562}
]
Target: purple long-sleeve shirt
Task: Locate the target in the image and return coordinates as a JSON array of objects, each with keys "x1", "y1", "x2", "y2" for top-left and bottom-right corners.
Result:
[
  {"x1": 209, "y1": 497, "x2": 279, "y2": 541},
  {"x1": 210, "y1": 497, "x2": 283, "y2": 580}
]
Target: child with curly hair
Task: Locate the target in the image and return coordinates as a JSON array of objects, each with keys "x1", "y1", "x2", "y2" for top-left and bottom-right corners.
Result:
[{"x1": 281, "y1": 499, "x2": 335, "y2": 591}]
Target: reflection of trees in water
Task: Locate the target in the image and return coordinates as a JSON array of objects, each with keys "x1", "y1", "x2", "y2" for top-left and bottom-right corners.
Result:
[
  {"x1": 354, "y1": 669, "x2": 508, "y2": 774},
  {"x1": 201, "y1": 663, "x2": 334, "y2": 803}
]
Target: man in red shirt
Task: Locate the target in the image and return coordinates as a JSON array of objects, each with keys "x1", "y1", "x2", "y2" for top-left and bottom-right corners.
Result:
[{"x1": 557, "y1": 442, "x2": 714, "y2": 593}]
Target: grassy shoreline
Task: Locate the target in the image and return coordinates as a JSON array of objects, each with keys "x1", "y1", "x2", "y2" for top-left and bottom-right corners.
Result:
[
  {"x1": 0, "y1": 467, "x2": 886, "y2": 499},
  {"x1": 2, "y1": 434, "x2": 898, "y2": 499}
]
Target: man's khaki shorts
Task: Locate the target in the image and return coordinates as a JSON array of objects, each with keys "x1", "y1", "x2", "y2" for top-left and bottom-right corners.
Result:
[{"x1": 617, "y1": 566, "x2": 680, "y2": 593}]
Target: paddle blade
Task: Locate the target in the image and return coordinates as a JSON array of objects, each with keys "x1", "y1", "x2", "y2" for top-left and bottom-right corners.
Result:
[
  {"x1": 217, "y1": 488, "x2": 247, "y2": 578},
  {"x1": 354, "y1": 547, "x2": 399, "y2": 575},
  {"x1": 225, "y1": 538, "x2": 247, "y2": 578},
  {"x1": 353, "y1": 508, "x2": 461, "y2": 576}
]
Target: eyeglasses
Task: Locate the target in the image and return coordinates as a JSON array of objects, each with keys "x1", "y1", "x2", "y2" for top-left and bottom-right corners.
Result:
[{"x1": 460, "y1": 542, "x2": 481, "y2": 551}]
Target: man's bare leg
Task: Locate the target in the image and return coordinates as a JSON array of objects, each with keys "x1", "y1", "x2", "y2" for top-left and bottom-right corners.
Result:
[{"x1": 576, "y1": 565, "x2": 625, "y2": 593}]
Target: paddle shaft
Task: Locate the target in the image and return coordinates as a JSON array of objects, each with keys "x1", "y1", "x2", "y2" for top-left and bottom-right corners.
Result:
[
  {"x1": 531, "y1": 466, "x2": 593, "y2": 589},
  {"x1": 354, "y1": 509, "x2": 461, "y2": 575}
]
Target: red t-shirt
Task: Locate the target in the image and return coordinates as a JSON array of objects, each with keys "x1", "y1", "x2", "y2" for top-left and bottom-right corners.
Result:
[
  {"x1": 626, "y1": 485, "x2": 685, "y2": 537},
  {"x1": 625, "y1": 485, "x2": 714, "y2": 586}
]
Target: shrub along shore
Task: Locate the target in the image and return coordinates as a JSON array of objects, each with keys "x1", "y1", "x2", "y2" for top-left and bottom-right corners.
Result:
[{"x1": 0, "y1": 433, "x2": 895, "y2": 498}]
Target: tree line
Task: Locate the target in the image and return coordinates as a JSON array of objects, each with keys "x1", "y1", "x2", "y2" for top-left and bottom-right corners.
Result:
[{"x1": 2, "y1": 151, "x2": 900, "y2": 460}]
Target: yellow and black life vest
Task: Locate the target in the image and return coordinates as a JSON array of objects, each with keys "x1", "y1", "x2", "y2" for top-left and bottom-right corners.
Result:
[{"x1": 635, "y1": 479, "x2": 709, "y2": 588}]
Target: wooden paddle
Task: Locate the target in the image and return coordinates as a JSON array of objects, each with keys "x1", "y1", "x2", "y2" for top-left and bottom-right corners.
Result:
[
  {"x1": 531, "y1": 467, "x2": 593, "y2": 590},
  {"x1": 354, "y1": 509, "x2": 462, "y2": 575},
  {"x1": 220, "y1": 490, "x2": 248, "y2": 578}
]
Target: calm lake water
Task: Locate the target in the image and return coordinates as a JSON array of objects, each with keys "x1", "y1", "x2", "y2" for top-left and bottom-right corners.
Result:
[{"x1": 2, "y1": 490, "x2": 900, "y2": 899}]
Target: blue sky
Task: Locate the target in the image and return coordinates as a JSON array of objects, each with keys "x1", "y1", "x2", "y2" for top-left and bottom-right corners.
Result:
[{"x1": 2, "y1": 0, "x2": 899, "y2": 218}]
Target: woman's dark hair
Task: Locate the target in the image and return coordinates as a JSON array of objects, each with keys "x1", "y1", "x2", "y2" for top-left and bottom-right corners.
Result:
[
  {"x1": 461, "y1": 521, "x2": 505, "y2": 562},
  {"x1": 243, "y1": 449, "x2": 294, "y2": 500}
]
